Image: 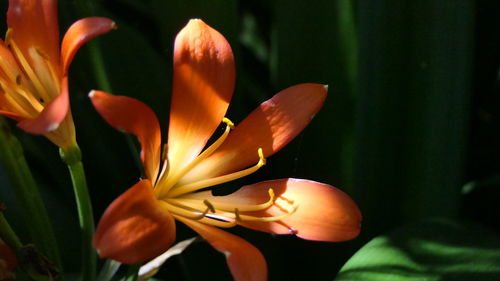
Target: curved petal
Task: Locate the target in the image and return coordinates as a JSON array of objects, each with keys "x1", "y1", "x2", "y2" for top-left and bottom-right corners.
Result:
[
  {"x1": 90, "y1": 90, "x2": 161, "y2": 181},
  {"x1": 16, "y1": 76, "x2": 69, "y2": 134},
  {"x1": 61, "y1": 17, "x2": 116, "y2": 75},
  {"x1": 178, "y1": 217, "x2": 267, "y2": 281},
  {"x1": 183, "y1": 178, "x2": 361, "y2": 242},
  {"x1": 7, "y1": 0, "x2": 60, "y2": 67},
  {"x1": 93, "y1": 180, "x2": 176, "y2": 264},
  {"x1": 179, "y1": 83, "x2": 327, "y2": 185},
  {"x1": 167, "y1": 19, "x2": 235, "y2": 176}
]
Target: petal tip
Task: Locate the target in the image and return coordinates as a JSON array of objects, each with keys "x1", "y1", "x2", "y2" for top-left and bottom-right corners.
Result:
[{"x1": 88, "y1": 90, "x2": 96, "y2": 98}]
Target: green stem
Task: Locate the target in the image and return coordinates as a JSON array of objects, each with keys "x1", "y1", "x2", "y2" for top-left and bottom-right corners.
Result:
[
  {"x1": 97, "y1": 259, "x2": 121, "y2": 281},
  {"x1": 0, "y1": 212, "x2": 22, "y2": 251},
  {"x1": 0, "y1": 118, "x2": 61, "y2": 268},
  {"x1": 60, "y1": 145, "x2": 95, "y2": 281},
  {"x1": 124, "y1": 264, "x2": 140, "y2": 281}
]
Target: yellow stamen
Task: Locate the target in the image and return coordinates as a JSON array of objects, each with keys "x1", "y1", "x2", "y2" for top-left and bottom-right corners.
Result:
[
  {"x1": 178, "y1": 188, "x2": 276, "y2": 212},
  {"x1": 0, "y1": 81, "x2": 42, "y2": 116},
  {"x1": 29, "y1": 47, "x2": 60, "y2": 97},
  {"x1": 174, "y1": 214, "x2": 238, "y2": 228},
  {"x1": 159, "y1": 201, "x2": 211, "y2": 220},
  {"x1": 233, "y1": 204, "x2": 298, "y2": 222},
  {"x1": 166, "y1": 148, "x2": 266, "y2": 197},
  {"x1": 169, "y1": 196, "x2": 297, "y2": 227},
  {"x1": 6, "y1": 30, "x2": 52, "y2": 103},
  {"x1": 156, "y1": 118, "x2": 235, "y2": 197}
]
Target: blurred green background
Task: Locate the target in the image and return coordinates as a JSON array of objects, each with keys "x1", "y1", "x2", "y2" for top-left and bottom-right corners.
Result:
[{"x1": 1, "y1": 0, "x2": 500, "y2": 280}]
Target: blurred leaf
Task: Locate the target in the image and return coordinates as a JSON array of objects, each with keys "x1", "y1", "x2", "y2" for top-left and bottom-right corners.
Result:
[
  {"x1": 354, "y1": 0, "x2": 474, "y2": 237},
  {"x1": 336, "y1": 219, "x2": 500, "y2": 281}
]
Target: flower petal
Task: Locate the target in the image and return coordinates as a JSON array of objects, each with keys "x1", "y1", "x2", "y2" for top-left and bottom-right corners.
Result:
[
  {"x1": 167, "y1": 19, "x2": 235, "y2": 176},
  {"x1": 90, "y1": 90, "x2": 161, "y2": 181},
  {"x1": 178, "y1": 217, "x2": 267, "y2": 281},
  {"x1": 179, "y1": 83, "x2": 327, "y2": 184},
  {"x1": 184, "y1": 178, "x2": 361, "y2": 242},
  {"x1": 61, "y1": 17, "x2": 116, "y2": 75},
  {"x1": 93, "y1": 180, "x2": 176, "y2": 264},
  {"x1": 7, "y1": 0, "x2": 60, "y2": 67},
  {"x1": 0, "y1": 109, "x2": 25, "y2": 121},
  {"x1": 16, "y1": 76, "x2": 69, "y2": 134}
]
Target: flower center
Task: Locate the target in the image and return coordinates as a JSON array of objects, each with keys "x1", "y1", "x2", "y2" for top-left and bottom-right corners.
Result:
[
  {"x1": 0, "y1": 29, "x2": 59, "y2": 117},
  {"x1": 155, "y1": 117, "x2": 266, "y2": 198},
  {"x1": 152, "y1": 117, "x2": 297, "y2": 227}
]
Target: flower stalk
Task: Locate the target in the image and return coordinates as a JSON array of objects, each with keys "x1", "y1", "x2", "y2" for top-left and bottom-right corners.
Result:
[
  {"x1": 0, "y1": 212, "x2": 22, "y2": 251},
  {"x1": 0, "y1": 117, "x2": 61, "y2": 268},
  {"x1": 60, "y1": 145, "x2": 95, "y2": 281}
]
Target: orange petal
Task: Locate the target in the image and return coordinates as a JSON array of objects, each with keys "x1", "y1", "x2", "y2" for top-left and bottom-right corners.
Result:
[
  {"x1": 178, "y1": 217, "x2": 267, "y2": 281},
  {"x1": 90, "y1": 90, "x2": 161, "y2": 181},
  {"x1": 16, "y1": 76, "x2": 69, "y2": 134},
  {"x1": 61, "y1": 17, "x2": 116, "y2": 75},
  {"x1": 7, "y1": 0, "x2": 60, "y2": 67},
  {"x1": 179, "y1": 84, "x2": 327, "y2": 184},
  {"x1": 186, "y1": 178, "x2": 361, "y2": 242},
  {"x1": 93, "y1": 180, "x2": 176, "y2": 264},
  {"x1": 167, "y1": 19, "x2": 235, "y2": 176},
  {"x1": 0, "y1": 110, "x2": 25, "y2": 121}
]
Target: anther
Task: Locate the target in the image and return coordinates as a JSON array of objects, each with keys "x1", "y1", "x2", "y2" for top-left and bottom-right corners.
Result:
[
  {"x1": 222, "y1": 117, "x2": 234, "y2": 129},
  {"x1": 161, "y1": 143, "x2": 168, "y2": 163},
  {"x1": 257, "y1": 148, "x2": 266, "y2": 166},
  {"x1": 203, "y1": 200, "x2": 215, "y2": 213},
  {"x1": 35, "y1": 48, "x2": 48, "y2": 60},
  {"x1": 234, "y1": 208, "x2": 242, "y2": 222}
]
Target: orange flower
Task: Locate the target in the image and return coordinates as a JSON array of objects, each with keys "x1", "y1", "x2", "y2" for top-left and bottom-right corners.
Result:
[
  {"x1": 91, "y1": 19, "x2": 361, "y2": 281},
  {"x1": 0, "y1": 0, "x2": 115, "y2": 148},
  {"x1": 0, "y1": 239, "x2": 16, "y2": 281}
]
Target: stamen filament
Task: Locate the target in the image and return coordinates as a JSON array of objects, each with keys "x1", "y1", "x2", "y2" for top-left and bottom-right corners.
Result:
[
  {"x1": 1, "y1": 82, "x2": 42, "y2": 116},
  {"x1": 29, "y1": 48, "x2": 60, "y2": 97},
  {"x1": 166, "y1": 148, "x2": 266, "y2": 198},
  {"x1": 178, "y1": 188, "x2": 276, "y2": 212},
  {"x1": 233, "y1": 204, "x2": 298, "y2": 222},
  {"x1": 174, "y1": 214, "x2": 237, "y2": 228},
  {"x1": 155, "y1": 118, "x2": 235, "y2": 197},
  {"x1": 159, "y1": 201, "x2": 210, "y2": 221},
  {"x1": 6, "y1": 31, "x2": 52, "y2": 103}
]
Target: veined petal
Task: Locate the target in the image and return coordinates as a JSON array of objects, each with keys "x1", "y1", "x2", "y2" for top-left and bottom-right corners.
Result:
[
  {"x1": 167, "y1": 19, "x2": 235, "y2": 176},
  {"x1": 16, "y1": 76, "x2": 69, "y2": 134},
  {"x1": 7, "y1": 0, "x2": 60, "y2": 67},
  {"x1": 179, "y1": 84, "x2": 327, "y2": 185},
  {"x1": 61, "y1": 17, "x2": 116, "y2": 75},
  {"x1": 93, "y1": 180, "x2": 176, "y2": 264},
  {"x1": 178, "y1": 217, "x2": 267, "y2": 281},
  {"x1": 183, "y1": 178, "x2": 361, "y2": 242},
  {"x1": 90, "y1": 90, "x2": 161, "y2": 181}
]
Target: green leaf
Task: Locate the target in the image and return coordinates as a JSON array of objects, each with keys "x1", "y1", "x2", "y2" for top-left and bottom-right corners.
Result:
[{"x1": 336, "y1": 219, "x2": 500, "y2": 281}]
